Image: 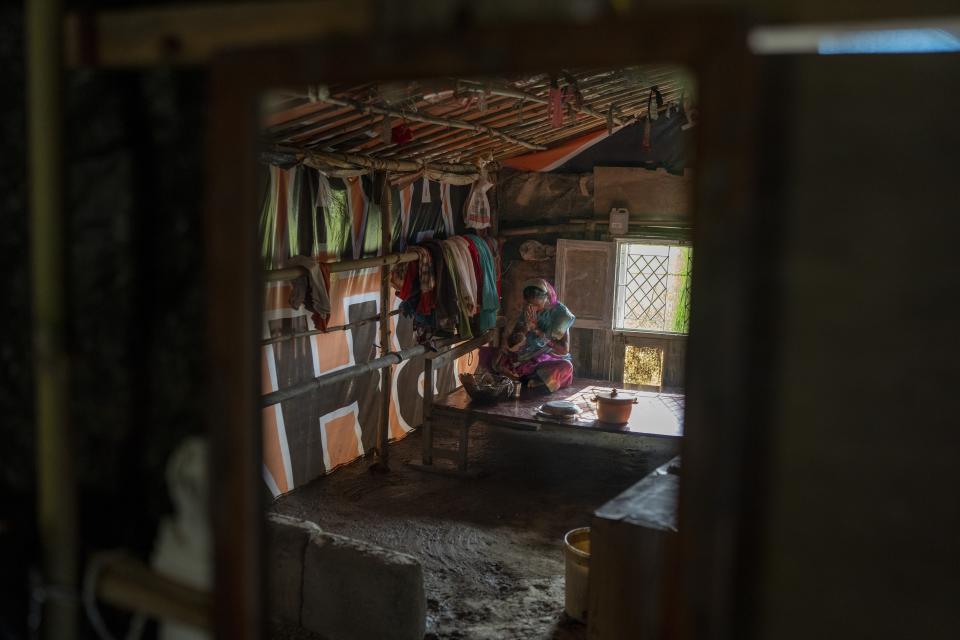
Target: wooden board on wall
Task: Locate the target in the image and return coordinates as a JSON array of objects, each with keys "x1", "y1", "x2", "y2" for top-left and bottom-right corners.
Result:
[
  {"x1": 555, "y1": 239, "x2": 615, "y2": 330},
  {"x1": 594, "y1": 167, "x2": 692, "y2": 225}
]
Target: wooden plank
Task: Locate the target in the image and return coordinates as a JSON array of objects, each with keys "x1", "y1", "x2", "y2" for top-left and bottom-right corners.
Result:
[
  {"x1": 205, "y1": 58, "x2": 263, "y2": 640},
  {"x1": 65, "y1": 1, "x2": 374, "y2": 67},
  {"x1": 593, "y1": 167, "x2": 692, "y2": 225}
]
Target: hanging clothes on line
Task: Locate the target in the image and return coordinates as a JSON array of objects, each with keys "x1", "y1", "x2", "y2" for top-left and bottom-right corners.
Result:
[
  {"x1": 394, "y1": 234, "x2": 502, "y2": 343},
  {"x1": 286, "y1": 255, "x2": 332, "y2": 330},
  {"x1": 467, "y1": 235, "x2": 500, "y2": 332}
]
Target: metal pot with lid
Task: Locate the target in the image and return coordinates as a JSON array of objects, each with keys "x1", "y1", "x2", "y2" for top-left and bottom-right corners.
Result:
[{"x1": 592, "y1": 388, "x2": 638, "y2": 424}]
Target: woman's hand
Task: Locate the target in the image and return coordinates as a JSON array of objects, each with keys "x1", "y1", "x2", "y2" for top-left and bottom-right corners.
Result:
[{"x1": 548, "y1": 332, "x2": 570, "y2": 355}]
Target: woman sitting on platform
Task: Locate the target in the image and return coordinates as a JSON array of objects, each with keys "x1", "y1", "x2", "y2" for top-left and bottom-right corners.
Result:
[{"x1": 485, "y1": 278, "x2": 576, "y2": 393}]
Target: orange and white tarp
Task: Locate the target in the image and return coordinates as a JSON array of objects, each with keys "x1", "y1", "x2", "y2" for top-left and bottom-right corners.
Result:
[{"x1": 259, "y1": 165, "x2": 477, "y2": 497}]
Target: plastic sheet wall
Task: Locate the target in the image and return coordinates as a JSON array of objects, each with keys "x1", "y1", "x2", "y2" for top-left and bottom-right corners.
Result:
[{"x1": 260, "y1": 165, "x2": 476, "y2": 497}]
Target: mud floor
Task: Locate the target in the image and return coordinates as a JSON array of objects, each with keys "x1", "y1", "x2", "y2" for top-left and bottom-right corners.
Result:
[{"x1": 270, "y1": 419, "x2": 679, "y2": 640}]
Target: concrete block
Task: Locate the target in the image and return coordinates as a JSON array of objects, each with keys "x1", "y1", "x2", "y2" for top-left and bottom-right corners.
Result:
[
  {"x1": 302, "y1": 529, "x2": 426, "y2": 640},
  {"x1": 265, "y1": 514, "x2": 321, "y2": 624}
]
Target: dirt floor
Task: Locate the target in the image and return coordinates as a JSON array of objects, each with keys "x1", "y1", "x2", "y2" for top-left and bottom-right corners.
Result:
[{"x1": 270, "y1": 418, "x2": 679, "y2": 640}]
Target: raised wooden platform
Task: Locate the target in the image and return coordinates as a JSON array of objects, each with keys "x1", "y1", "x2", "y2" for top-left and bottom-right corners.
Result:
[
  {"x1": 436, "y1": 378, "x2": 684, "y2": 438},
  {"x1": 420, "y1": 377, "x2": 684, "y2": 472}
]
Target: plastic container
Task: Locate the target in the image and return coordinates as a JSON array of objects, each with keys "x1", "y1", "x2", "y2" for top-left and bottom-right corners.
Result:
[{"x1": 563, "y1": 527, "x2": 591, "y2": 622}]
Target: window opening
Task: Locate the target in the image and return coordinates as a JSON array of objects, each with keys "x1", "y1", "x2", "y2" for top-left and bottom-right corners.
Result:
[{"x1": 614, "y1": 241, "x2": 692, "y2": 334}]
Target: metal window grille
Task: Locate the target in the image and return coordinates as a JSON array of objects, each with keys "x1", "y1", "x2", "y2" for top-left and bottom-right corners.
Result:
[
  {"x1": 620, "y1": 252, "x2": 670, "y2": 331},
  {"x1": 616, "y1": 243, "x2": 692, "y2": 333}
]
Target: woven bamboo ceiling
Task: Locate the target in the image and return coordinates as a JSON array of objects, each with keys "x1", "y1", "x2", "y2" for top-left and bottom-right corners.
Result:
[{"x1": 262, "y1": 64, "x2": 693, "y2": 172}]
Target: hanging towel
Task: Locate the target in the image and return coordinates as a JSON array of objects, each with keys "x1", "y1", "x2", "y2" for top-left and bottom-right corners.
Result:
[
  {"x1": 410, "y1": 246, "x2": 435, "y2": 293},
  {"x1": 440, "y1": 241, "x2": 472, "y2": 338},
  {"x1": 389, "y1": 261, "x2": 408, "y2": 291},
  {"x1": 421, "y1": 241, "x2": 447, "y2": 320},
  {"x1": 398, "y1": 260, "x2": 419, "y2": 301},
  {"x1": 462, "y1": 236, "x2": 484, "y2": 309},
  {"x1": 463, "y1": 166, "x2": 493, "y2": 229},
  {"x1": 398, "y1": 183, "x2": 414, "y2": 249},
  {"x1": 344, "y1": 176, "x2": 369, "y2": 260},
  {"x1": 468, "y1": 235, "x2": 500, "y2": 332},
  {"x1": 440, "y1": 183, "x2": 456, "y2": 236},
  {"x1": 482, "y1": 236, "x2": 502, "y2": 298},
  {"x1": 447, "y1": 237, "x2": 478, "y2": 316},
  {"x1": 316, "y1": 173, "x2": 334, "y2": 211},
  {"x1": 420, "y1": 176, "x2": 432, "y2": 203},
  {"x1": 286, "y1": 255, "x2": 332, "y2": 330}
]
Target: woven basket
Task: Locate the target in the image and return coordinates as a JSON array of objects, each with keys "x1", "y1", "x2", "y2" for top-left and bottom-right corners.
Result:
[{"x1": 460, "y1": 372, "x2": 515, "y2": 403}]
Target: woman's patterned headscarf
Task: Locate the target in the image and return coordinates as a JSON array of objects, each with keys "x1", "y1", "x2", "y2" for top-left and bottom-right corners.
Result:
[{"x1": 522, "y1": 278, "x2": 558, "y2": 306}]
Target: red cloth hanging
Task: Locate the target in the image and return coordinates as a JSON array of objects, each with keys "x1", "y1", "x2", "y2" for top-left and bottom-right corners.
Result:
[
  {"x1": 464, "y1": 237, "x2": 484, "y2": 311},
  {"x1": 391, "y1": 123, "x2": 413, "y2": 145}
]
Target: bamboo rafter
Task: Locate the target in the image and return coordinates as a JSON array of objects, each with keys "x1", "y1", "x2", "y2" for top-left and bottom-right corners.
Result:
[{"x1": 307, "y1": 92, "x2": 548, "y2": 151}]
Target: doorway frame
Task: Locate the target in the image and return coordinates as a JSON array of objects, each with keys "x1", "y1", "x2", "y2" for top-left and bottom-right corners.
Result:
[{"x1": 204, "y1": 14, "x2": 765, "y2": 639}]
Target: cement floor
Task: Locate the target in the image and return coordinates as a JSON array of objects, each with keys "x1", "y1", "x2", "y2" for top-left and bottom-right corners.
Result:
[{"x1": 270, "y1": 419, "x2": 679, "y2": 639}]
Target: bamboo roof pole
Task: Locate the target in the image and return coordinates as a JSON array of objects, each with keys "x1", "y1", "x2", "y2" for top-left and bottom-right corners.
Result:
[
  {"x1": 490, "y1": 80, "x2": 686, "y2": 140},
  {"x1": 287, "y1": 93, "x2": 506, "y2": 148},
  {"x1": 278, "y1": 110, "x2": 373, "y2": 144},
  {"x1": 266, "y1": 145, "x2": 480, "y2": 177},
  {"x1": 309, "y1": 71, "x2": 682, "y2": 161},
  {"x1": 325, "y1": 96, "x2": 521, "y2": 154},
  {"x1": 315, "y1": 94, "x2": 547, "y2": 151},
  {"x1": 429, "y1": 84, "x2": 686, "y2": 163},
  {"x1": 455, "y1": 80, "x2": 623, "y2": 126},
  {"x1": 264, "y1": 103, "x2": 352, "y2": 132},
  {"x1": 378, "y1": 101, "x2": 548, "y2": 160},
  {"x1": 308, "y1": 115, "x2": 389, "y2": 149},
  {"x1": 398, "y1": 81, "x2": 678, "y2": 162},
  {"x1": 392, "y1": 104, "x2": 554, "y2": 161},
  {"x1": 356, "y1": 95, "x2": 526, "y2": 155}
]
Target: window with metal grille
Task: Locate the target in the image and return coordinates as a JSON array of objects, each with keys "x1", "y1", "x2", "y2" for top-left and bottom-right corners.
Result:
[{"x1": 614, "y1": 241, "x2": 693, "y2": 333}]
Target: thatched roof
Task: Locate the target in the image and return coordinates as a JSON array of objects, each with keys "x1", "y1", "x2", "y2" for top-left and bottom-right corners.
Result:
[{"x1": 261, "y1": 65, "x2": 692, "y2": 175}]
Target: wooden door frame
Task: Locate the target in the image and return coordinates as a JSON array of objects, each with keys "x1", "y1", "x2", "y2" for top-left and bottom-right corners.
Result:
[{"x1": 204, "y1": 13, "x2": 764, "y2": 639}]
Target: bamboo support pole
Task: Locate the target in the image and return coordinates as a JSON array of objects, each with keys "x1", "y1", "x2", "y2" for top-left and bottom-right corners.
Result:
[
  {"x1": 28, "y1": 0, "x2": 77, "y2": 638},
  {"x1": 262, "y1": 326, "x2": 501, "y2": 409},
  {"x1": 377, "y1": 175, "x2": 394, "y2": 465},
  {"x1": 263, "y1": 309, "x2": 401, "y2": 346},
  {"x1": 261, "y1": 342, "x2": 432, "y2": 408},
  {"x1": 498, "y1": 223, "x2": 586, "y2": 237},
  {"x1": 92, "y1": 553, "x2": 211, "y2": 631},
  {"x1": 316, "y1": 94, "x2": 547, "y2": 151}
]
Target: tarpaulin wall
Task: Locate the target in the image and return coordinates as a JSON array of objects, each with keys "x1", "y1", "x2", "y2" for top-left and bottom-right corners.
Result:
[
  {"x1": 495, "y1": 119, "x2": 694, "y2": 224},
  {"x1": 259, "y1": 165, "x2": 477, "y2": 497}
]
